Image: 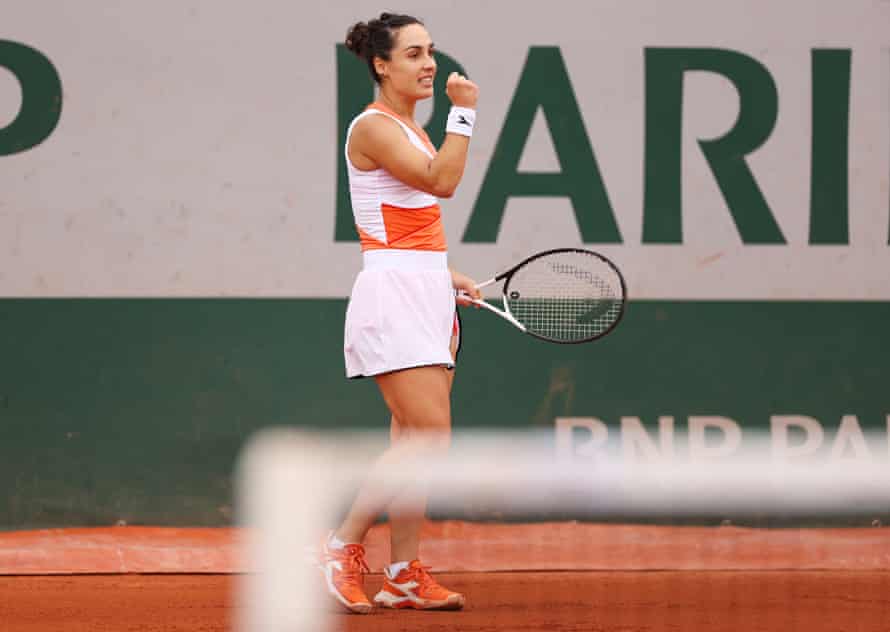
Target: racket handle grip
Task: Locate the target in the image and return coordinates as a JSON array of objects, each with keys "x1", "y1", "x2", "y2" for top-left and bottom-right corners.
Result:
[{"x1": 456, "y1": 290, "x2": 477, "y2": 306}]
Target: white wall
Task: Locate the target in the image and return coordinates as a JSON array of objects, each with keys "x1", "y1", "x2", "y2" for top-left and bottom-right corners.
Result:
[{"x1": 2, "y1": 0, "x2": 888, "y2": 298}]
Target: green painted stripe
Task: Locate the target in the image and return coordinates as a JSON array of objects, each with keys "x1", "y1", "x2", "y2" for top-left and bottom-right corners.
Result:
[{"x1": 1, "y1": 299, "x2": 887, "y2": 528}]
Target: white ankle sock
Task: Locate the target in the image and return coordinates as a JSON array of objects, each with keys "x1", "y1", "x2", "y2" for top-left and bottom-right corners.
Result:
[
  {"x1": 387, "y1": 561, "x2": 410, "y2": 577},
  {"x1": 327, "y1": 533, "x2": 348, "y2": 550}
]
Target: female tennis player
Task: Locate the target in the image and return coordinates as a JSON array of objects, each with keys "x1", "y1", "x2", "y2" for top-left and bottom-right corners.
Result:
[{"x1": 318, "y1": 12, "x2": 480, "y2": 614}]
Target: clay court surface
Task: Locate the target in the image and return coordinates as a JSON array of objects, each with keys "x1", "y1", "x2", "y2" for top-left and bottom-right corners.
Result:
[
  {"x1": 2, "y1": 523, "x2": 889, "y2": 631},
  {"x1": 2, "y1": 571, "x2": 889, "y2": 631}
]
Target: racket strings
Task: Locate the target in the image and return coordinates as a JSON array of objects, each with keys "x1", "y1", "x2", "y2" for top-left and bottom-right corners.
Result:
[{"x1": 505, "y1": 252, "x2": 624, "y2": 342}]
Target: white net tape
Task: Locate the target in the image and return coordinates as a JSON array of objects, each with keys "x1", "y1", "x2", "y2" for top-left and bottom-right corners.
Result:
[{"x1": 236, "y1": 429, "x2": 890, "y2": 631}]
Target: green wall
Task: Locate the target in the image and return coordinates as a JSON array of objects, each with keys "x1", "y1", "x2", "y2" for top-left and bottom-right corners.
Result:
[{"x1": 1, "y1": 299, "x2": 888, "y2": 529}]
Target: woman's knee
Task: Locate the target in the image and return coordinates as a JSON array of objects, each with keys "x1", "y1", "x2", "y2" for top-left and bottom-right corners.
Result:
[
  {"x1": 402, "y1": 421, "x2": 451, "y2": 453},
  {"x1": 423, "y1": 424, "x2": 452, "y2": 450}
]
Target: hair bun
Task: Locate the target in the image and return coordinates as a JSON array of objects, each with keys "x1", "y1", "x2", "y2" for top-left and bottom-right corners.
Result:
[
  {"x1": 344, "y1": 13, "x2": 423, "y2": 79},
  {"x1": 345, "y1": 21, "x2": 371, "y2": 58}
]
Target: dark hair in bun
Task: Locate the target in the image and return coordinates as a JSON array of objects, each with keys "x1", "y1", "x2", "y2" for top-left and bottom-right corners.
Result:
[{"x1": 345, "y1": 12, "x2": 424, "y2": 84}]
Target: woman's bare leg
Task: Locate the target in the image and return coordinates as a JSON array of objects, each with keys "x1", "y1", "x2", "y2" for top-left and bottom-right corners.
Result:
[
  {"x1": 334, "y1": 365, "x2": 452, "y2": 545},
  {"x1": 387, "y1": 354, "x2": 457, "y2": 562},
  {"x1": 385, "y1": 418, "x2": 427, "y2": 563}
]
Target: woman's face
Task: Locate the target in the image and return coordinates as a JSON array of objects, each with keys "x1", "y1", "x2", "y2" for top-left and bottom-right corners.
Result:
[{"x1": 375, "y1": 24, "x2": 436, "y2": 100}]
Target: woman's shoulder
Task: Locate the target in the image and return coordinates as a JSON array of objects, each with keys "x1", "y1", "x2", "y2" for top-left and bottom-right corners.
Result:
[{"x1": 349, "y1": 110, "x2": 409, "y2": 147}]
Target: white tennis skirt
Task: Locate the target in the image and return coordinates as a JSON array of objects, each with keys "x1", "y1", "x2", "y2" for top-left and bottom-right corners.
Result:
[{"x1": 344, "y1": 250, "x2": 457, "y2": 378}]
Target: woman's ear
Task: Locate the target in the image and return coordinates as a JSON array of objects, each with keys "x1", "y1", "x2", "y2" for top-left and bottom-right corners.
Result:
[{"x1": 374, "y1": 58, "x2": 387, "y2": 80}]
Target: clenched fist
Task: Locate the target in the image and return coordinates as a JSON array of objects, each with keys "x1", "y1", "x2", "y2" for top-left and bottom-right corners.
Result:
[{"x1": 446, "y1": 72, "x2": 478, "y2": 108}]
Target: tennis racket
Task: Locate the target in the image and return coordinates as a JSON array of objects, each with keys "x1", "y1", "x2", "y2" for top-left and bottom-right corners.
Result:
[{"x1": 460, "y1": 248, "x2": 626, "y2": 344}]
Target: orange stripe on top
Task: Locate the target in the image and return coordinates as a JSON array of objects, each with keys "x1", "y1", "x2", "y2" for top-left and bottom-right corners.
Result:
[
  {"x1": 358, "y1": 203, "x2": 447, "y2": 252},
  {"x1": 366, "y1": 102, "x2": 438, "y2": 156}
]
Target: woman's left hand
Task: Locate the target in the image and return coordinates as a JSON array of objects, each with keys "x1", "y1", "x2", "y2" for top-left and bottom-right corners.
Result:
[{"x1": 451, "y1": 268, "x2": 482, "y2": 307}]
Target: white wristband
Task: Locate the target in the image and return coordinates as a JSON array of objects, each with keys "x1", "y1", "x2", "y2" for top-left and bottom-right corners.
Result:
[{"x1": 446, "y1": 106, "x2": 476, "y2": 137}]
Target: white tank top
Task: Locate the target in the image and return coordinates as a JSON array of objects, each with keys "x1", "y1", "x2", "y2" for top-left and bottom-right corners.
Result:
[{"x1": 344, "y1": 104, "x2": 447, "y2": 253}]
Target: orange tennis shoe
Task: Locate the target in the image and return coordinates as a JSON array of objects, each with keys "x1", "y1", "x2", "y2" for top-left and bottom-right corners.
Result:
[
  {"x1": 319, "y1": 539, "x2": 372, "y2": 614},
  {"x1": 373, "y1": 560, "x2": 465, "y2": 610}
]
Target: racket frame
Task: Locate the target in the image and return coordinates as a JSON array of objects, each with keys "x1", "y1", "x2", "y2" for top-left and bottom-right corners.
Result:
[{"x1": 462, "y1": 247, "x2": 627, "y2": 344}]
